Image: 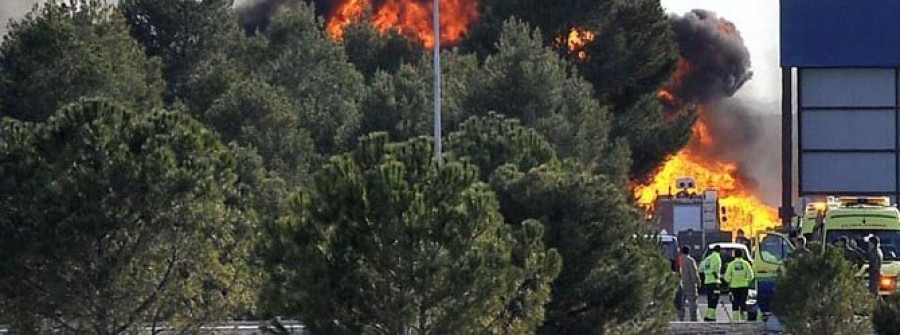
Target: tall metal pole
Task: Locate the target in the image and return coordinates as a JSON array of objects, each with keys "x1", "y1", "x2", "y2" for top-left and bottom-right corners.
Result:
[
  {"x1": 433, "y1": 0, "x2": 442, "y2": 164},
  {"x1": 781, "y1": 68, "x2": 793, "y2": 230}
]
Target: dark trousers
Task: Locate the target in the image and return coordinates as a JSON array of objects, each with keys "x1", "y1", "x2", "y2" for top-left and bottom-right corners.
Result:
[
  {"x1": 731, "y1": 287, "x2": 748, "y2": 313},
  {"x1": 703, "y1": 283, "x2": 719, "y2": 321},
  {"x1": 870, "y1": 275, "x2": 881, "y2": 295}
]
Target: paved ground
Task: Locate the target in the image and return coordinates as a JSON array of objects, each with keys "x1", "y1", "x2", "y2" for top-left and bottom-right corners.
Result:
[
  {"x1": 673, "y1": 295, "x2": 786, "y2": 334},
  {"x1": 678, "y1": 295, "x2": 744, "y2": 322}
]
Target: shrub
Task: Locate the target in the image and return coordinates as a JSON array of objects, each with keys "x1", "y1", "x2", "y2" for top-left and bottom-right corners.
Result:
[{"x1": 772, "y1": 246, "x2": 874, "y2": 335}]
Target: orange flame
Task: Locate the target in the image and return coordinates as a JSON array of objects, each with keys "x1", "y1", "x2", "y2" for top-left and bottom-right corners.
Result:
[
  {"x1": 634, "y1": 123, "x2": 779, "y2": 235},
  {"x1": 639, "y1": 61, "x2": 779, "y2": 236},
  {"x1": 557, "y1": 26, "x2": 595, "y2": 60},
  {"x1": 325, "y1": 0, "x2": 479, "y2": 48}
]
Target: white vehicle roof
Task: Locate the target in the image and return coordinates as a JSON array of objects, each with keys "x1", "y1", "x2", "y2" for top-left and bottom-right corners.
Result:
[
  {"x1": 660, "y1": 235, "x2": 677, "y2": 243},
  {"x1": 708, "y1": 242, "x2": 749, "y2": 251}
]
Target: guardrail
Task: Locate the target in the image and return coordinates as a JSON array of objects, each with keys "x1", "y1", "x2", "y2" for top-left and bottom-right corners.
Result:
[
  {"x1": 0, "y1": 321, "x2": 306, "y2": 334},
  {"x1": 668, "y1": 322, "x2": 766, "y2": 335}
]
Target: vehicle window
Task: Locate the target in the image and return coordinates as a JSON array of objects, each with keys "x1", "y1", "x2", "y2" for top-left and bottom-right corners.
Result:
[
  {"x1": 826, "y1": 230, "x2": 900, "y2": 261},
  {"x1": 760, "y1": 235, "x2": 788, "y2": 263}
]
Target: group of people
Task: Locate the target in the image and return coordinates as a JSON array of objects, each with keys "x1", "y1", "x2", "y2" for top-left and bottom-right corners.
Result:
[
  {"x1": 833, "y1": 235, "x2": 884, "y2": 295},
  {"x1": 676, "y1": 244, "x2": 755, "y2": 322},
  {"x1": 674, "y1": 232, "x2": 887, "y2": 322}
]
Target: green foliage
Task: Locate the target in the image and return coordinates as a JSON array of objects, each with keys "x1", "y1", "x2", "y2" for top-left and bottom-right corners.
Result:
[
  {"x1": 202, "y1": 78, "x2": 315, "y2": 184},
  {"x1": 262, "y1": 133, "x2": 561, "y2": 334},
  {"x1": 465, "y1": 0, "x2": 688, "y2": 181},
  {"x1": 359, "y1": 20, "x2": 620, "y2": 175},
  {"x1": 464, "y1": 20, "x2": 613, "y2": 165},
  {"x1": 257, "y1": 3, "x2": 365, "y2": 154},
  {"x1": 874, "y1": 295, "x2": 900, "y2": 335},
  {"x1": 342, "y1": 20, "x2": 423, "y2": 81},
  {"x1": 120, "y1": 0, "x2": 243, "y2": 102},
  {"x1": 773, "y1": 246, "x2": 874, "y2": 335},
  {"x1": 446, "y1": 113, "x2": 556, "y2": 180},
  {"x1": 613, "y1": 94, "x2": 695, "y2": 181},
  {"x1": 0, "y1": 99, "x2": 256, "y2": 333},
  {"x1": 575, "y1": 0, "x2": 678, "y2": 106},
  {"x1": 359, "y1": 62, "x2": 433, "y2": 141},
  {"x1": 467, "y1": 0, "x2": 677, "y2": 104},
  {"x1": 0, "y1": 0, "x2": 164, "y2": 122},
  {"x1": 489, "y1": 161, "x2": 675, "y2": 333}
]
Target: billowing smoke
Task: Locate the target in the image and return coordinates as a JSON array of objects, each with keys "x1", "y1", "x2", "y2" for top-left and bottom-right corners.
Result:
[
  {"x1": 236, "y1": 0, "x2": 352, "y2": 34},
  {"x1": 666, "y1": 9, "x2": 753, "y2": 108},
  {"x1": 235, "y1": 0, "x2": 308, "y2": 34},
  {"x1": 666, "y1": 10, "x2": 768, "y2": 194}
]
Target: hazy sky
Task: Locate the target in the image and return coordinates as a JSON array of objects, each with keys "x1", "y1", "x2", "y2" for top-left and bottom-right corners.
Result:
[
  {"x1": 0, "y1": 1, "x2": 41, "y2": 37},
  {"x1": 661, "y1": 0, "x2": 780, "y2": 110}
]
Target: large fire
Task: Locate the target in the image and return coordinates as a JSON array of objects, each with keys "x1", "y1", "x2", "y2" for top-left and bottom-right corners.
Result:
[
  {"x1": 635, "y1": 11, "x2": 776, "y2": 236},
  {"x1": 325, "y1": 0, "x2": 479, "y2": 48},
  {"x1": 634, "y1": 122, "x2": 779, "y2": 234},
  {"x1": 637, "y1": 63, "x2": 779, "y2": 235}
]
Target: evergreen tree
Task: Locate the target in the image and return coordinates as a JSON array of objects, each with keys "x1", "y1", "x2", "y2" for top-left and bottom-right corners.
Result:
[
  {"x1": 262, "y1": 133, "x2": 561, "y2": 334},
  {"x1": 464, "y1": 0, "x2": 689, "y2": 181},
  {"x1": 342, "y1": 20, "x2": 423, "y2": 81},
  {"x1": 463, "y1": 20, "x2": 621, "y2": 175},
  {"x1": 0, "y1": 0, "x2": 164, "y2": 122},
  {"x1": 120, "y1": 0, "x2": 243, "y2": 102},
  {"x1": 202, "y1": 78, "x2": 315, "y2": 185},
  {"x1": 362, "y1": 20, "x2": 619, "y2": 174},
  {"x1": 359, "y1": 62, "x2": 433, "y2": 141},
  {"x1": 0, "y1": 99, "x2": 256, "y2": 333},
  {"x1": 446, "y1": 113, "x2": 556, "y2": 181},
  {"x1": 773, "y1": 246, "x2": 874, "y2": 335},
  {"x1": 256, "y1": 3, "x2": 365, "y2": 154},
  {"x1": 490, "y1": 161, "x2": 675, "y2": 334}
]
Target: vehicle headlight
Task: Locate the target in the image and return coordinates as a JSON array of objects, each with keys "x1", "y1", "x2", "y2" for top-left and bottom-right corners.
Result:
[{"x1": 880, "y1": 276, "x2": 896, "y2": 292}]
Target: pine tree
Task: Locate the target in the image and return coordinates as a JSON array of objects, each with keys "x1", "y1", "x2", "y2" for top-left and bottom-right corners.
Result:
[
  {"x1": 445, "y1": 113, "x2": 556, "y2": 180},
  {"x1": 261, "y1": 133, "x2": 561, "y2": 334},
  {"x1": 0, "y1": 99, "x2": 256, "y2": 333},
  {"x1": 256, "y1": 2, "x2": 365, "y2": 154},
  {"x1": 490, "y1": 161, "x2": 676, "y2": 334},
  {"x1": 120, "y1": 0, "x2": 243, "y2": 103},
  {"x1": 0, "y1": 0, "x2": 165, "y2": 122},
  {"x1": 464, "y1": 0, "x2": 689, "y2": 181},
  {"x1": 342, "y1": 20, "x2": 423, "y2": 81},
  {"x1": 773, "y1": 246, "x2": 874, "y2": 335}
]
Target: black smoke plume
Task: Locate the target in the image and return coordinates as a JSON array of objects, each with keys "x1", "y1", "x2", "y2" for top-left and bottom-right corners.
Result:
[
  {"x1": 667, "y1": 10, "x2": 769, "y2": 195},
  {"x1": 667, "y1": 9, "x2": 753, "y2": 106},
  {"x1": 236, "y1": 0, "x2": 320, "y2": 34}
]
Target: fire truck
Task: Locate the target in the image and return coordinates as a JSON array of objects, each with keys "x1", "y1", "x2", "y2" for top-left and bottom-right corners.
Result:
[{"x1": 654, "y1": 177, "x2": 732, "y2": 260}]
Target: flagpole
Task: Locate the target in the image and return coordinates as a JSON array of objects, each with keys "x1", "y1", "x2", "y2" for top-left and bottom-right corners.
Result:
[{"x1": 433, "y1": 0, "x2": 442, "y2": 164}]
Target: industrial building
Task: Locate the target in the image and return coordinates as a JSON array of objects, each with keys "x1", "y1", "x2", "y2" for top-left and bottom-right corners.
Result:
[{"x1": 781, "y1": 0, "x2": 900, "y2": 226}]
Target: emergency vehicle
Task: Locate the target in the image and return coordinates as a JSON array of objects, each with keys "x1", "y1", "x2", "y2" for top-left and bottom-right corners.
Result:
[{"x1": 810, "y1": 196, "x2": 900, "y2": 296}]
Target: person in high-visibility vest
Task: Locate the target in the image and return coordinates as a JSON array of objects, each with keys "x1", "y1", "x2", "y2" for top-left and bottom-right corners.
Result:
[
  {"x1": 699, "y1": 245, "x2": 722, "y2": 322},
  {"x1": 724, "y1": 249, "x2": 755, "y2": 321}
]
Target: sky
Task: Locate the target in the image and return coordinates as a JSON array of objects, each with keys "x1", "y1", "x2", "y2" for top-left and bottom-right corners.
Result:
[{"x1": 661, "y1": 0, "x2": 780, "y2": 110}]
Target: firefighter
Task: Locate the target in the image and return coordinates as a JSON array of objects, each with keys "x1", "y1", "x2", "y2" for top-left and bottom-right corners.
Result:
[
  {"x1": 724, "y1": 249, "x2": 755, "y2": 321},
  {"x1": 700, "y1": 245, "x2": 722, "y2": 322}
]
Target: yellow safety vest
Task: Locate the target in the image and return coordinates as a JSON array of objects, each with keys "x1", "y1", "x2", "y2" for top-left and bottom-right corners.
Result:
[
  {"x1": 700, "y1": 252, "x2": 722, "y2": 284},
  {"x1": 725, "y1": 258, "x2": 755, "y2": 288}
]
